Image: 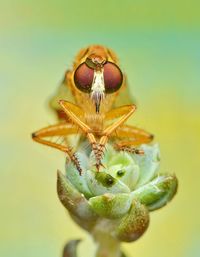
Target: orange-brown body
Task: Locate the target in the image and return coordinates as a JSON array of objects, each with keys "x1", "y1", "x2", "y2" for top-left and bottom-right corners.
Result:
[{"x1": 32, "y1": 45, "x2": 153, "y2": 173}]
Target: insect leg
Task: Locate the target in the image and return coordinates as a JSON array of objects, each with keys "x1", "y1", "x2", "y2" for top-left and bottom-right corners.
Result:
[
  {"x1": 59, "y1": 100, "x2": 91, "y2": 133},
  {"x1": 113, "y1": 124, "x2": 154, "y2": 154},
  {"x1": 113, "y1": 124, "x2": 154, "y2": 142},
  {"x1": 103, "y1": 105, "x2": 136, "y2": 135},
  {"x1": 32, "y1": 122, "x2": 82, "y2": 174},
  {"x1": 105, "y1": 105, "x2": 136, "y2": 120},
  {"x1": 95, "y1": 105, "x2": 137, "y2": 169},
  {"x1": 59, "y1": 100, "x2": 101, "y2": 165}
]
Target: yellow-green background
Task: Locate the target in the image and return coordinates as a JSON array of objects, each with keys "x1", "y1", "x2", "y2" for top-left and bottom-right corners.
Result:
[{"x1": 0, "y1": 1, "x2": 200, "y2": 257}]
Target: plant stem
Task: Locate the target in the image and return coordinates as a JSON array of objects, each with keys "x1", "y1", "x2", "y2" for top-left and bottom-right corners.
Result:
[{"x1": 94, "y1": 231, "x2": 121, "y2": 257}]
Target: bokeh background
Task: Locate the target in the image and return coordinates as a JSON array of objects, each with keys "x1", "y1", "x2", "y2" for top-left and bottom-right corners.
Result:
[{"x1": 1, "y1": 1, "x2": 200, "y2": 257}]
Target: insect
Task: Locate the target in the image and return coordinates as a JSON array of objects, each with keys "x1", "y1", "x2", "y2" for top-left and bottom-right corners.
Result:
[{"x1": 32, "y1": 45, "x2": 153, "y2": 174}]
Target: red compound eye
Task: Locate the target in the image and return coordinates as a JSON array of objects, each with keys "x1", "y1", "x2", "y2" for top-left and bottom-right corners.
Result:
[
  {"x1": 104, "y1": 62, "x2": 123, "y2": 93},
  {"x1": 74, "y1": 63, "x2": 94, "y2": 92}
]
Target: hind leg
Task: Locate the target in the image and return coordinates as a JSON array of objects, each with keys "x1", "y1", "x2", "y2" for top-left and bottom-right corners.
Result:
[{"x1": 112, "y1": 124, "x2": 154, "y2": 154}]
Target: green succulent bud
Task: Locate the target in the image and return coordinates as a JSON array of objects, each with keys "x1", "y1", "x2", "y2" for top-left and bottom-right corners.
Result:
[{"x1": 57, "y1": 143, "x2": 178, "y2": 257}]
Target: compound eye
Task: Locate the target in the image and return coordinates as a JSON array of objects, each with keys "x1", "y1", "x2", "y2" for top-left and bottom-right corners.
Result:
[
  {"x1": 104, "y1": 62, "x2": 123, "y2": 93},
  {"x1": 74, "y1": 63, "x2": 94, "y2": 92}
]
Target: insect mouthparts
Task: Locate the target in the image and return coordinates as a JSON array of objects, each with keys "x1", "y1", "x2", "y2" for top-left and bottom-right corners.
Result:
[{"x1": 90, "y1": 69, "x2": 105, "y2": 113}]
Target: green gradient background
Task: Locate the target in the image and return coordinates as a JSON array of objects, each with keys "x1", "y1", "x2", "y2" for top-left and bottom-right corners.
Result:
[{"x1": 0, "y1": 1, "x2": 200, "y2": 257}]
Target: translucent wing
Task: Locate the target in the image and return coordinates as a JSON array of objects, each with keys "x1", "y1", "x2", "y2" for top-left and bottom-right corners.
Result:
[
  {"x1": 113, "y1": 75, "x2": 137, "y2": 107},
  {"x1": 49, "y1": 73, "x2": 75, "y2": 120}
]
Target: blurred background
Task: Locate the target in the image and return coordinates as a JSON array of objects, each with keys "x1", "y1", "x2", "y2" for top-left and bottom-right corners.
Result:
[{"x1": 0, "y1": 1, "x2": 200, "y2": 257}]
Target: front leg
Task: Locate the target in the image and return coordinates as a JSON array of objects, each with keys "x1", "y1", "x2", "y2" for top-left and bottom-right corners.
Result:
[
  {"x1": 95, "y1": 105, "x2": 137, "y2": 169},
  {"x1": 59, "y1": 100, "x2": 101, "y2": 167}
]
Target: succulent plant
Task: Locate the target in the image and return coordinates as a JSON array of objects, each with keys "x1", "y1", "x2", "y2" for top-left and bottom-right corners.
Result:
[{"x1": 57, "y1": 143, "x2": 178, "y2": 257}]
